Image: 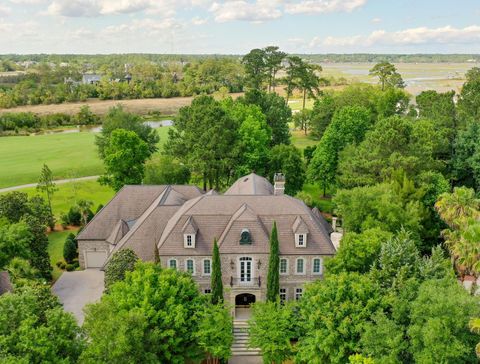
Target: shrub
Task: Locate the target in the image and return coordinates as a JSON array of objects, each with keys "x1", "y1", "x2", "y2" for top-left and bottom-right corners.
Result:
[
  {"x1": 56, "y1": 260, "x2": 64, "y2": 268},
  {"x1": 63, "y1": 233, "x2": 78, "y2": 264},
  {"x1": 58, "y1": 262, "x2": 66, "y2": 270},
  {"x1": 104, "y1": 249, "x2": 139, "y2": 290},
  {"x1": 65, "y1": 264, "x2": 75, "y2": 272},
  {"x1": 61, "y1": 206, "x2": 82, "y2": 226}
]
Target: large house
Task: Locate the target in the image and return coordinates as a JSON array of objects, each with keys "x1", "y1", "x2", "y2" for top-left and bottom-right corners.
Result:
[{"x1": 77, "y1": 173, "x2": 335, "y2": 306}]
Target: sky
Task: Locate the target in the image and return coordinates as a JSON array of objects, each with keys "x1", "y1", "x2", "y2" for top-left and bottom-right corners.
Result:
[{"x1": 1, "y1": 0, "x2": 480, "y2": 54}]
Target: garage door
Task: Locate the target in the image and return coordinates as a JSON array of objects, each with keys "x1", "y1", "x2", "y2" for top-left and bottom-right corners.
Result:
[{"x1": 85, "y1": 251, "x2": 107, "y2": 268}]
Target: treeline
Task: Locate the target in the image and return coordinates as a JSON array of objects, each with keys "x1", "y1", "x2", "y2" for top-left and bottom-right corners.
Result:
[
  {"x1": 0, "y1": 58, "x2": 245, "y2": 108},
  {"x1": 0, "y1": 105, "x2": 99, "y2": 135},
  {"x1": 303, "y1": 53, "x2": 480, "y2": 63}
]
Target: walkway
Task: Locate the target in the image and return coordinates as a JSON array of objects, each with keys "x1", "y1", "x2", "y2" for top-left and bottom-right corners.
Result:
[{"x1": 0, "y1": 175, "x2": 99, "y2": 193}]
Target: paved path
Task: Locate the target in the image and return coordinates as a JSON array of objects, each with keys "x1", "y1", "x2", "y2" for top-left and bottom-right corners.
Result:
[
  {"x1": 52, "y1": 269, "x2": 104, "y2": 324},
  {"x1": 0, "y1": 175, "x2": 99, "y2": 193}
]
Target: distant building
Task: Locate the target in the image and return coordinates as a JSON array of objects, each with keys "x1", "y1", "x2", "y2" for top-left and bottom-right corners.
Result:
[
  {"x1": 82, "y1": 74, "x2": 102, "y2": 85},
  {"x1": 77, "y1": 173, "x2": 336, "y2": 310}
]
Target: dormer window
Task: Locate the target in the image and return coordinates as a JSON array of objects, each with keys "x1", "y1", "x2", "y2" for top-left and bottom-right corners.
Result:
[
  {"x1": 295, "y1": 233, "x2": 307, "y2": 248},
  {"x1": 240, "y1": 229, "x2": 252, "y2": 245},
  {"x1": 184, "y1": 234, "x2": 195, "y2": 248}
]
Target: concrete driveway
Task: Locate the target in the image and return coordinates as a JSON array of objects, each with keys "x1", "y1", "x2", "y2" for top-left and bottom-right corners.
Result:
[{"x1": 52, "y1": 269, "x2": 104, "y2": 324}]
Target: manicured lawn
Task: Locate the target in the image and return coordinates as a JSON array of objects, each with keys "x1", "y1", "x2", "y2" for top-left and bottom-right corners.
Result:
[
  {"x1": 301, "y1": 184, "x2": 335, "y2": 217},
  {"x1": 0, "y1": 126, "x2": 171, "y2": 188},
  {"x1": 291, "y1": 130, "x2": 319, "y2": 150},
  {"x1": 48, "y1": 229, "x2": 79, "y2": 281},
  {"x1": 2, "y1": 179, "x2": 115, "y2": 219}
]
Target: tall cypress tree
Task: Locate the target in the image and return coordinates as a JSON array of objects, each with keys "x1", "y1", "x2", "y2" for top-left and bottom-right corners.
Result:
[
  {"x1": 211, "y1": 239, "x2": 223, "y2": 304},
  {"x1": 266, "y1": 221, "x2": 280, "y2": 302}
]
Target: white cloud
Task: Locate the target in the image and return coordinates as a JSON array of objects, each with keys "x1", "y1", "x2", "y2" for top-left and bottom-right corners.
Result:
[
  {"x1": 192, "y1": 16, "x2": 207, "y2": 25},
  {"x1": 209, "y1": 0, "x2": 282, "y2": 23},
  {"x1": 47, "y1": 0, "x2": 192, "y2": 17},
  {"x1": 318, "y1": 25, "x2": 480, "y2": 47},
  {"x1": 284, "y1": 0, "x2": 366, "y2": 14},
  {"x1": 8, "y1": 0, "x2": 47, "y2": 4},
  {"x1": 0, "y1": 5, "x2": 12, "y2": 16},
  {"x1": 371, "y1": 17, "x2": 381, "y2": 23}
]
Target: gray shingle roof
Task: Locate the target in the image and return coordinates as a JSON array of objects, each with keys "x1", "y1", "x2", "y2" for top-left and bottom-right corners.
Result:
[{"x1": 224, "y1": 173, "x2": 274, "y2": 195}]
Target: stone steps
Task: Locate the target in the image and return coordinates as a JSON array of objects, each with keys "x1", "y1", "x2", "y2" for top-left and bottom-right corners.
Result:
[{"x1": 231, "y1": 320, "x2": 261, "y2": 356}]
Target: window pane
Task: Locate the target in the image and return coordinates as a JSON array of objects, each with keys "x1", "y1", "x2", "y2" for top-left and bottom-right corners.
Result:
[
  {"x1": 187, "y1": 259, "x2": 194, "y2": 273},
  {"x1": 295, "y1": 288, "x2": 303, "y2": 300},
  {"x1": 279, "y1": 288, "x2": 287, "y2": 302},
  {"x1": 169, "y1": 259, "x2": 176, "y2": 269},
  {"x1": 297, "y1": 259, "x2": 304, "y2": 273},
  {"x1": 204, "y1": 259, "x2": 211, "y2": 274},
  {"x1": 279, "y1": 259, "x2": 287, "y2": 273},
  {"x1": 313, "y1": 258, "x2": 321, "y2": 273}
]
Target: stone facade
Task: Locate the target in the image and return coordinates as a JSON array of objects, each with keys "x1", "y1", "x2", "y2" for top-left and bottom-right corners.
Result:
[
  {"x1": 78, "y1": 240, "x2": 110, "y2": 269},
  {"x1": 160, "y1": 253, "x2": 325, "y2": 305}
]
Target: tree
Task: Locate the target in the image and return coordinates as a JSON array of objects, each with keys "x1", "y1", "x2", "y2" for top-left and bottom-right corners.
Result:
[
  {"x1": 408, "y1": 278, "x2": 480, "y2": 363},
  {"x1": 0, "y1": 285, "x2": 85, "y2": 363},
  {"x1": 144, "y1": 155, "x2": 191, "y2": 185},
  {"x1": 63, "y1": 233, "x2": 77, "y2": 264},
  {"x1": 326, "y1": 228, "x2": 393, "y2": 274},
  {"x1": 266, "y1": 221, "x2": 280, "y2": 302},
  {"x1": 264, "y1": 46, "x2": 286, "y2": 92},
  {"x1": 0, "y1": 221, "x2": 32, "y2": 269},
  {"x1": 99, "y1": 129, "x2": 150, "y2": 191},
  {"x1": 36, "y1": 163, "x2": 57, "y2": 230},
  {"x1": 0, "y1": 192, "x2": 30, "y2": 223},
  {"x1": 226, "y1": 101, "x2": 271, "y2": 176},
  {"x1": 248, "y1": 301, "x2": 296, "y2": 363},
  {"x1": 293, "y1": 109, "x2": 312, "y2": 135},
  {"x1": 369, "y1": 62, "x2": 404, "y2": 91},
  {"x1": 166, "y1": 95, "x2": 238, "y2": 191},
  {"x1": 333, "y1": 183, "x2": 424, "y2": 239},
  {"x1": 23, "y1": 215, "x2": 52, "y2": 280},
  {"x1": 416, "y1": 90, "x2": 456, "y2": 131},
  {"x1": 337, "y1": 116, "x2": 447, "y2": 189},
  {"x1": 75, "y1": 105, "x2": 99, "y2": 125},
  {"x1": 296, "y1": 272, "x2": 382, "y2": 364},
  {"x1": 195, "y1": 302, "x2": 233, "y2": 364},
  {"x1": 104, "y1": 249, "x2": 139, "y2": 290},
  {"x1": 285, "y1": 56, "x2": 322, "y2": 109},
  {"x1": 211, "y1": 239, "x2": 223, "y2": 304},
  {"x1": 77, "y1": 199, "x2": 93, "y2": 226},
  {"x1": 242, "y1": 48, "x2": 267, "y2": 90},
  {"x1": 453, "y1": 120, "x2": 480, "y2": 190},
  {"x1": 310, "y1": 93, "x2": 336, "y2": 139},
  {"x1": 95, "y1": 105, "x2": 159, "y2": 159},
  {"x1": 242, "y1": 89, "x2": 291, "y2": 146},
  {"x1": 268, "y1": 144, "x2": 305, "y2": 196},
  {"x1": 308, "y1": 106, "x2": 372, "y2": 195},
  {"x1": 458, "y1": 67, "x2": 480, "y2": 123},
  {"x1": 81, "y1": 262, "x2": 204, "y2": 363}
]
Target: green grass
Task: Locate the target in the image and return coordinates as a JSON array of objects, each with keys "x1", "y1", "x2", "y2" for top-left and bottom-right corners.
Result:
[
  {"x1": 0, "y1": 126, "x2": 171, "y2": 189},
  {"x1": 48, "y1": 229, "x2": 78, "y2": 281},
  {"x1": 288, "y1": 98, "x2": 315, "y2": 111},
  {"x1": 291, "y1": 130, "x2": 319, "y2": 150},
  {"x1": 302, "y1": 183, "x2": 334, "y2": 215},
  {"x1": 3, "y1": 179, "x2": 115, "y2": 219}
]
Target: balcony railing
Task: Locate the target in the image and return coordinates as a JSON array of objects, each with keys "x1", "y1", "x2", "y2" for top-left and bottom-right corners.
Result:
[{"x1": 230, "y1": 276, "x2": 261, "y2": 287}]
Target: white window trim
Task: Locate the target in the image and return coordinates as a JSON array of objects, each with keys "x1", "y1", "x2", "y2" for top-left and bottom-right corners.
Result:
[
  {"x1": 295, "y1": 257, "x2": 306, "y2": 275},
  {"x1": 202, "y1": 258, "x2": 212, "y2": 276},
  {"x1": 184, "y1": 234, "x2": 196, "y2": 249},
  {"x1": 168, "y1": 258, "x2": 178, "y2": 269},
  {"x1": 295, "y1": 287, "x2": 303, "y2": 301},
  {"x1": 279, "y1": 258, "x2": 289, "y2": 275},
  {"x1": 312, "y1": 257, "x2": 323, "y2": 275},
  {"x1": 295, "y1": 233, "x2": 307, "y2": 248},
  {"x1": 237, "y1": 256, "x2": 254, "y2": 284},
  {"x1": 279, "y1": 287, "x2": 288, "y2": 302},
  {"x1": 185, "y1": 258, "x2": 196, "y2": 275}
]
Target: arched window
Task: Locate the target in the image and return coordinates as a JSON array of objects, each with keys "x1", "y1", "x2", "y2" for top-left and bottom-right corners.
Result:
[
  {"x1": 168, "y1": 258, "x2": 177, "y2": 269},
  {"x1": 186, "y1": 259, "x2": 195, "y2": 275},
  {"x1": 295, "y1": 258, "x2": 305, "y2": 274},
  {"x1": 240, "y1": 229, "x2": 252, "y2": 244},
  {"x1": 279, "y1": 258, "x2": 288, "y2": 274}
]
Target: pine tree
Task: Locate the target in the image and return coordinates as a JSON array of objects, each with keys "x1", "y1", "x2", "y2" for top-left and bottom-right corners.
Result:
[
  {"x1": 36, "y1": 163, "x2": 57, "y2": 230},
  {"x1": 211, "y1": 239, "x2": 223, "y2": 304},
  {"x1": 267, "y1": 221, "x2": 280, "y2": 302}
]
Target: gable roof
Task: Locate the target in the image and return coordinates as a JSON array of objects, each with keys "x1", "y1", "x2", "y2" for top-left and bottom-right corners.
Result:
[
  {"x1": 292, "y1": 216, "x2": 309, "y2": 234},
  {"x1": 106, "y1": 219, "x2": 129, "y2": 245},
  {"x1": 224, "y1": 173, "x2": 274, "y2": 195},
  {"x1": 182, "y1": 216, "x2": 198, "y2": 234}
]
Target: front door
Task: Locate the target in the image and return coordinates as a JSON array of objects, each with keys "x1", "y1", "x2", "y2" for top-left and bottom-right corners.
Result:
[{"x1": 239, "y1": 257, "x2": 252, "y2": 284}]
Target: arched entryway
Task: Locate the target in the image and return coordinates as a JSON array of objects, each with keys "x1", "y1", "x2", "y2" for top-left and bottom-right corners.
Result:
[
  {"x1": 235, "y1": 293, "x2": 256, "y2": 307},
  {"x1": 234, "y1": 293, "x2": 256, "y2": 321}
]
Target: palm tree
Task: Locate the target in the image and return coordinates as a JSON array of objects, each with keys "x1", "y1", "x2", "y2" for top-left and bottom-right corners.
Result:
[
  {"x1": 435, "y1": 187, "x2": 480, "y2": 229},
  {"x1": 77, "y1": 199, "x2": 93, "y2": 226}
]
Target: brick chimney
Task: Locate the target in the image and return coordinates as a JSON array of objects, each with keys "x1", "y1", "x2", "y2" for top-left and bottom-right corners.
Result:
[{"x1": 274, "y1": 173, "x2": 285, "y2": 196}]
